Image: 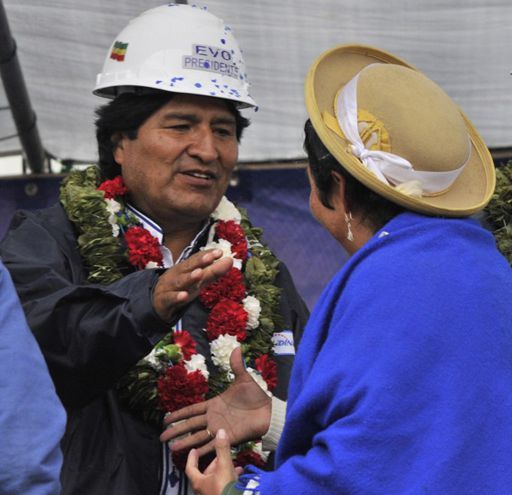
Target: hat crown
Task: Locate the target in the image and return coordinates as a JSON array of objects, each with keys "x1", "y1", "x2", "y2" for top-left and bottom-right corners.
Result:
[{"x1": 357, "y1": 64, "x2": 470, "y2": 174}]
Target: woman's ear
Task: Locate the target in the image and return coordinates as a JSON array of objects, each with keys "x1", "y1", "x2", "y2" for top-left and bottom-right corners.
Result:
[{"x1": 330, "y1": 171, "x2": 348, "y2": 212}]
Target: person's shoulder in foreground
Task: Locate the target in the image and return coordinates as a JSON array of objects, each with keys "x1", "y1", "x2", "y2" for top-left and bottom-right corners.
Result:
[{"x1": 0, "y1": 260, "x2": 66, "y2": 495}]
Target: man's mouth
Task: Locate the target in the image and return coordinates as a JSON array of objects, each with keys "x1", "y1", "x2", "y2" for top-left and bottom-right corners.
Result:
[{"x1": 183, "y1": 170, "x2": 216, "y2": 181}]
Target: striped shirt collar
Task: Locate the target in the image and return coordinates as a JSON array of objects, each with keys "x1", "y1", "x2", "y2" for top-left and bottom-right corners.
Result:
[{"x1": 126, "y1": 203, "x2": 212, "y2": 267}]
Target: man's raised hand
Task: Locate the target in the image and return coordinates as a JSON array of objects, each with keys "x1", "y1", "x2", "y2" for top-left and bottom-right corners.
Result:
[{"x1": 153, "y1": 249, "x2": 233, "y2": 322}]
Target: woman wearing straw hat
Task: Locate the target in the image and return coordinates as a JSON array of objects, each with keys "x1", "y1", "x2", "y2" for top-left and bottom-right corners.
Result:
[{"x1": 185, "y1": 45, "x2": 512, "y2": 495}]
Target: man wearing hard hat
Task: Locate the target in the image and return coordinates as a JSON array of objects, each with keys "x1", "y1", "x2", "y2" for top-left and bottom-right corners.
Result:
[{"x1": 0, "y1": 4, "x2": 307, "y2": 495}]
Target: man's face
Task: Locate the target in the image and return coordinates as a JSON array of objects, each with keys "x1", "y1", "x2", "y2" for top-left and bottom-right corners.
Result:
[{"x1": 114, "y1": 93, "x2": 239, "y2": 229}]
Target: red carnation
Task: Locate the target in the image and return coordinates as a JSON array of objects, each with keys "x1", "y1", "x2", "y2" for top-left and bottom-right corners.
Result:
[
  {"x1": 97, "y1": 176, "x2": 128, "y2": 199},
  {"x1": 216, "y1": 221, "x2": 248, "y2": 262},
  {"x1": 231, "y1": 241, "x2": 248, "y2": 261},
  {"x1": 157, "y1": 362, "x2": 208, "y2": 413},
  {"x1": 173, "y1": 330, "x2": 197, "y2": 361},
  {"x1": 199, "y1": 268, "x2": 246, "y2": 309},
  {"x1": 216, "y1": 220, "x2": 245, "y2": 245},
  {"x1": 255, "y1": 354, "x2": 277, "y2": 391},
  {"x1": 234, "y1": 449, "x2": 265, "y2": 468},
  {"x1": 124, "y1": 226, "x2": 163, "y2": 269},
  {"x1": 206, "y1": 299, "x2": 248, "y2": 342}
]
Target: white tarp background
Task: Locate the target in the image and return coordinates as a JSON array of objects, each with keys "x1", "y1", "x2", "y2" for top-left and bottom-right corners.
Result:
[{"x1": 1, "y1": 0, "x2": 512, "y2": 165}]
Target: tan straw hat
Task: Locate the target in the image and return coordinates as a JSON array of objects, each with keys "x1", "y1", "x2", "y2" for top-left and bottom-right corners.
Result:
[{"x1": 304, "y1": 44, "x2": 495, "y2": 216}]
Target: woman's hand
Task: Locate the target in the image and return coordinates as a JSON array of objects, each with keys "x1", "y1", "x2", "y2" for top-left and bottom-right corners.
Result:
[{"x1": 186, "y1": 429, "x2": 239, "y2": 495}]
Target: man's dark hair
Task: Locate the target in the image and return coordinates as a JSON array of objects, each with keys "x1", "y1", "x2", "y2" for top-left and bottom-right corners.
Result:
[
  {"x1": 95, "y1": 91, "x2": 250, "y2": 179},
  {"x1": 303, "y1": 119, "x2": 404, "y2": 232}
]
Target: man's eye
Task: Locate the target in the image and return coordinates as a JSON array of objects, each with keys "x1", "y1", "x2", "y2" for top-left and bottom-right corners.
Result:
[
  {"x1": 214, "y1": 127, "x2": 234, "y2": 137},
  {"x1": 167, "y1": 124, "x2": 190, "y2": 131}
]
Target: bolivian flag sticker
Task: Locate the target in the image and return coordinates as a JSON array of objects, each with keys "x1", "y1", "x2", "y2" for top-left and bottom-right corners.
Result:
[{"x1": 110, "y1": 41, "x2": 129, "y2": 62}]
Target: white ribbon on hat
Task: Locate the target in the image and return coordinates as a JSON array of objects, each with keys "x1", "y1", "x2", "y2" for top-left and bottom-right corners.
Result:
[{"x1": 335, "y1": 65, "x2": 469, "y2": 195}]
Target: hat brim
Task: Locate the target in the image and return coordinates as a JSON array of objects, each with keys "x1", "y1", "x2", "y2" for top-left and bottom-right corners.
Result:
[{"x1": 304, "y1": 44, "x2": 495, "y2": 217}]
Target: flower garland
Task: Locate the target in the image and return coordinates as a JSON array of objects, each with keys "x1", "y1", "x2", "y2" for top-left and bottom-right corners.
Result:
[
  {"x1": 484, "y1": 160, "x2": 512, "y2": 265},
  {"x1": 60, "y1": 166, "x2": 284, "y2": 470}
]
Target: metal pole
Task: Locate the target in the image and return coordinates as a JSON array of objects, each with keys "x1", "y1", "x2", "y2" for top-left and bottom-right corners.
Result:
[{"x1": 0, "y1": 0, "x2": 46, "y2": 174}]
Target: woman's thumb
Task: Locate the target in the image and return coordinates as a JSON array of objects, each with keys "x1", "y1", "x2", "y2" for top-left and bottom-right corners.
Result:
[{"x1": 215, "y1": 429, "x2": 233, "y2": 468}]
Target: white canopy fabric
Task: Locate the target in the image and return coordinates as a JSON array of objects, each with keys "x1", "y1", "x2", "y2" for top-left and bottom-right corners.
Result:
[{"x1": 1, "y1": 0, "x2": 512, "y2": 164}]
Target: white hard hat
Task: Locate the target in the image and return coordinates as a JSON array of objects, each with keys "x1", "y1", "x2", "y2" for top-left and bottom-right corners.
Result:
[{"x1": 94, "y1": 4, "x2": 257, "y2": 108}]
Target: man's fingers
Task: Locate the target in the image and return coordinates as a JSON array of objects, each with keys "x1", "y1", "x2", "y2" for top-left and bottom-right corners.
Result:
[
  {"x1": 229, "y1": 346, "x2": 246, "y2": 378},
  {"x1": 201, "y1": 256, "x2": 233, "y2": 284},
  {"x1": 197, "y1": 248, "x2": 224, "y2": 266},
  {"x1": 179, "y1": 430, "x2": 230, "y2": 465},
  {"x1": 163, "y1": 402, "x2": 207, "y2": 425},
  {"x1": 157, "y1": 249, "x2": 223, "y2": 290},
  {"x1": 153, "y1": 251, "x2": 232, "y2": 322},
  {"x1": 169, "y1": 428, "x2": 214, "y2": 452},
  {"x1": 159, "y1": 253, "x2": 232, "y2": 295},
  {"x1": 174, "y1": 256, "x2": 233, "y2": 298},
  {"x1": 170, "y1": 435, "x2": 216, "y2": 458},
  {"x1": 183, "y1": 258, "x2": 232, "y2": 294},
  {"x1": 181, "y1": 249, "x2": 224, "y2": 272},
  {"x1": 160, "y1": 416, "x2": 206, "y2": 443}
]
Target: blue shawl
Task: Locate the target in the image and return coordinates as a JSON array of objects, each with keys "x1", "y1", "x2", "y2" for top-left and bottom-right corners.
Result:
[{"x1": 250, "y1": 212, "x2": 512, "y2": 494}]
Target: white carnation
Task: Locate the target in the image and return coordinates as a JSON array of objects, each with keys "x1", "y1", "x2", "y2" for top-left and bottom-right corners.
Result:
[
  {"x1": 105, "y1": 198, "x2": 121, "y2": 237},
  {"x1": 252, "y1": 441, "x2": 270, "y2": 463},
  {"x1": 204, "y1": 238, "x2": 232, "y2": 258},
  {"x1": 143, "y1": 347, "x2": 167, "y2": 371},
  {"x1": 247, "y1": 367, "x2": 271, "y2": 397},
  {"x1": 210, "y1": 334, "x2": 240, "y2": 372},
  {"x1": 145, "y1": 261, "x2": 159, "y2": 269},
  {"x1": 105, "y1": 198, "x2": 121, "y2": 215},
  {"x1": 185, "y1": 353, "x2": 209, "y2": 380},
  {"x1": 202, "y1": 239, "x2": 242, "y2": 269},
  {"x1": 243, "y1": 295, "x2": 261, "y2": 330},
  {"x1": 211, "y1": 196, "x2": 242, "y2": 222}
]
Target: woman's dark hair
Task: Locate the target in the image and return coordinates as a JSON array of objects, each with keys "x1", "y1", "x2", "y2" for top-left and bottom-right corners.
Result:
[
  {"x1": 95, "y1": 91, "x2": 251, "y2": 179},
  {"x1": 303, "y1": 119, "x2": 404, "y2": 232}
]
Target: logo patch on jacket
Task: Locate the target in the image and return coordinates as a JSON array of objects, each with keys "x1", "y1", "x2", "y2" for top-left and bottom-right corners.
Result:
[{"x1": 271, "y1": 330, "x2": 295, "y2": 355}]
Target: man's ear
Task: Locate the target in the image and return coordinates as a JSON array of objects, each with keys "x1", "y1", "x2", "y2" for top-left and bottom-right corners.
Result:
[{"x1": 112, "y1": 132, "x2": 125, "y2": 166}]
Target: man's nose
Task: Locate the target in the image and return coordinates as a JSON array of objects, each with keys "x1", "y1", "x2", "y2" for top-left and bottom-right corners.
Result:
[{"x1": 187, "y1": 129, "x2": 219, "y2": 163}]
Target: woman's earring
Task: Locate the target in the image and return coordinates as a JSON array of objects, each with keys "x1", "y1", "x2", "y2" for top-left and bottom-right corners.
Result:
[{"x1": 344, "y1": 212, "x2": 354, "y2": 241}]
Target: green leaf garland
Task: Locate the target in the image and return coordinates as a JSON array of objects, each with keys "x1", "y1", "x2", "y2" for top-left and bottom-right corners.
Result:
[
  {"x1": 60, "y1": 166, "x2": 283, "y2": 428},
  {"x1": 484, "y1": 161, "x2": 512, "y2": 265}
]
